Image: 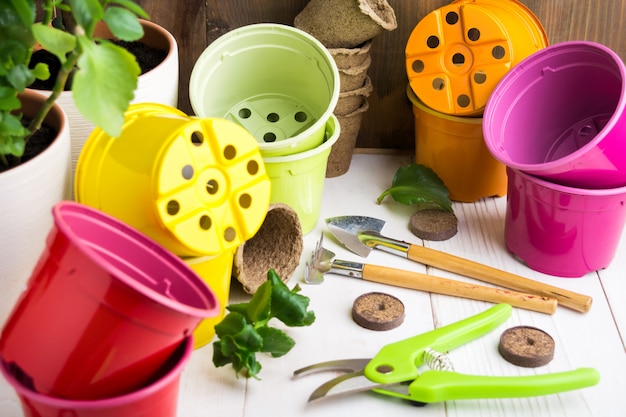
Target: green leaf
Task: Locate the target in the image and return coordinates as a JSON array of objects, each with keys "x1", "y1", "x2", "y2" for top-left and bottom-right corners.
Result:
[
  {"x1": 376, "y1": 163, "x2": 453, "y2": 212},
  {"x1": 30, "y1": 62, "x2": 50, "y2": 81},
  {"x1": 109, "y1": 0, "x2": 150, "y2": 19},
  {"x1": 32, "y1": 24, "x2": 76, "y2": 64},
  {"x1": 213, "y1": 335, "x2": 251, "y2": 373},
  {"x1": 0, "y1": 138, "x2": 25, "y2": 157},
  {"x1": 246, "y1": 279, "x2": 272, "y2": 323},
  {"x1": 0, "y1": 112, "x2": 27, "y2": 135},
  {"x1": 225, "y1": 302, "x2": 249, "y2": 316},
  {"x1": 233, "y1": 323, "x2": 264, "y2": 353},
  {"x1": 213, "y1": 324, "x2": 264, "y2": 378},
  {"x1": 243, "y1": 353, "x2": 262, "y2": 378},
  {"x1": 73, "y1": 37, "x2": 139, "y2": 137},
  {"x1": 8, "y1": 0, "x2": 35, "y2": 27},
  {"x1": 212, "y1": 269, "x2": 315, "y2": 378},
  {"x1": 103, "y1": 7, "x2": 144, "y2": 41},
  {"x1": 0, "y1": 89, "x2": 21, "y2": 112},
  {"x1": 258, "y1": 326, "x2": 295, "y2": 358},
  {"x1": 68, "y1": 0, "x2": 103, "y2": 36},
  {"x1": 214, "y1": 311, "x2": 246, "y2": 338},
  {"x1": 212, "y1": 340, "x2": 231, "y2": 368},
  {"x1": 269, "y1": 271, "x2": 316, "y2": 327},
  {"x1": 6, "y1": 64, "x2": 35, "y2": 91},
  {"x1": 0, "y1": 2, "x2": 35, "y2": 54},
  {"x1": 0, "y1": 112, "x2": 27, "y2": 156}
]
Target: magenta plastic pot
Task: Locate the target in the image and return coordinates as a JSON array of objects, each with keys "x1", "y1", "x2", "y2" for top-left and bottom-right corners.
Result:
[
  {"x1": 484, "y1": 41, "x2": 626, "y2": 188},
  {"x1": 505, "y1": 167, "x2": 626, "y2": 277},
  {"x1": 0, "y1": 202, "x2": 218, "y2": 400},
  {"x1": 1, "y1": 336, "x2": 192, "y2": 417}
]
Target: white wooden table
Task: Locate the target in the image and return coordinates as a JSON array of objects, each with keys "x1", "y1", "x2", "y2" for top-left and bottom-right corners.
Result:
[{"x1": 1, "y1": 153, "x2": 624, "y2": 416}]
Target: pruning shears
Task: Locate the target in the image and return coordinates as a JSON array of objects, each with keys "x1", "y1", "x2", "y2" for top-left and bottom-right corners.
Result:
[{"x1": 294, "y1": 304, "x2": 600, "y2": 404}]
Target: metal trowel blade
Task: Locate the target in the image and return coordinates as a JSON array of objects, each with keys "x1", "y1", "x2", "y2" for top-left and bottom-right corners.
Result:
[{"x1": 325, "y1": 216, "x2": 386, "y2": 258}]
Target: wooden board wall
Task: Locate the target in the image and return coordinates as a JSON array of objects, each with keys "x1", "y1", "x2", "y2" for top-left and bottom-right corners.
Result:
[{"x1": 136, "y1": 0, "x2": 626, "y2": 150}]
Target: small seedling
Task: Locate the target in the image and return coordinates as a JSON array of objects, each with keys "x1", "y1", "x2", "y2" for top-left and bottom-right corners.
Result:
[{"x1": 212, "y1": 269, "x2": 315, "y2": 379}]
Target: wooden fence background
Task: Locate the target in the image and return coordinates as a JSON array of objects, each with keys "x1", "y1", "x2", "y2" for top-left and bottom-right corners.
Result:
[{"x1": 135, "y1": 0, "x2": 626, "y2": 150}]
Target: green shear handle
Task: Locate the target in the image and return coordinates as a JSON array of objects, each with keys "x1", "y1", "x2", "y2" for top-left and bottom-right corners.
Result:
[
  {"x1": 365, "y1": 303, "x2": 513, "y2": 383},
  {"x1": 397, "y1": 368, "x2": 600, "y2": 402},
  {"x1": 364, "y1": 304, "x2": 600, "y2": 403}
]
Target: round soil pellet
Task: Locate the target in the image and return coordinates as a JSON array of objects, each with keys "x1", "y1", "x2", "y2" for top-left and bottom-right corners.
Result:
[
  {"x1": 409, "y1": 209, "x2": 458, "y2": 241},
  {"x1": 498, "y1": 326, "x2": 555, "y2": 368},
  {"x1": 352, "y1": 292, "x2": 405, "y2": 331}
]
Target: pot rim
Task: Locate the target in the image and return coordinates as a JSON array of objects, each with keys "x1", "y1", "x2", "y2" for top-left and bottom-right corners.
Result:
[{"x1": 0, "y1": 336, "x2": 193, "y2": 408}]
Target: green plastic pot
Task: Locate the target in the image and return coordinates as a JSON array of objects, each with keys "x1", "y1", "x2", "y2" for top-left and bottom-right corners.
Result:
[
  {"x1": 189, "y1": 24, "x2": 339, "y2": 157},
  {"x1": 263, "y1": 115, "x2": 340, "y2": 234}
]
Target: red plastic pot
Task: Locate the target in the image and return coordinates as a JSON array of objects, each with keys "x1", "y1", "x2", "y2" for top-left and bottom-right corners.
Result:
[
  {"x1": 0, "y1": 202, "x2": 218, "y2": 400},
  {"x1": 1, "y1": 336, "x2": 193, "y2": 417}
]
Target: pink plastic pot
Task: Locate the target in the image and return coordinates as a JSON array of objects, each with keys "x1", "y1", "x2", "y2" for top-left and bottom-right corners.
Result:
[
  {"x1": 484, "y1": 41, "x2": 626, "y2": 188},
  {"x1": 504, "y1": 167, "x2": 626, "y2": 277},
  {"x1": 0, "y1": 202, "x2": 218, "y2": 400},
  {"x1": 1, "y1": 336, "x2": 192, "y2": 417}
]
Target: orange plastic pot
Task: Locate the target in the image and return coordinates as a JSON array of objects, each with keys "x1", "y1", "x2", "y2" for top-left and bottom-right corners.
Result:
[
  {"x1": 408, "y1": 86, "x2": 506, "y2": 202},
  {"x1": 406, "y1": 0, "x2": 547, "y2": 116}
]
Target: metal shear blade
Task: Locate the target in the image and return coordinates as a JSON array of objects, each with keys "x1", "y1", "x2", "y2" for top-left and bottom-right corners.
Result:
[
  {"x1": 294, "y1": 359, "x2": 390, "y2": 402},
  {"x1": 293, "y1": 358, "x2": 370, "y2": 377}
]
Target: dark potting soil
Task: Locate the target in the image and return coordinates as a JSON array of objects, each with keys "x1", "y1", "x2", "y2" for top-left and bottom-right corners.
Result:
[
  {"x1": 10, "y1": 41, "x2": 166, "y2": 172},
  {"x1": 28, "y1": 41, "x2": 167, "y2": 91},
  {"x1": 113, "y1": 40, "x2": 167, "y2": 74},
  {"x1": 0, "y1": 120, "x2": 57, "y2": 173}
]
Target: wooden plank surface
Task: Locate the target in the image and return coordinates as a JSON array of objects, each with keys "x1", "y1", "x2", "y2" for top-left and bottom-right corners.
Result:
[
  {"x1": 174, "y1": 153, "x2": 625, "y2": 417},
  {"x1": 135, "y1": 0, "x2": 626, "y2": 150},
  {"x1": 0, "y1": 154, "x2": 624, "y2": 416}
]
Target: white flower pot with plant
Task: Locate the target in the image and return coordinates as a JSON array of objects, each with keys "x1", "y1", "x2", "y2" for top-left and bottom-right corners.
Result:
[
  {"x1": 0, "y1": 0, "x2": 149, "y2": 328},
  {"x1": 29, "y1": 16, "x2": 179, "y2": 181},
  {"x1": 0, "y1": 90, "x2": 71, "y2": 330}
]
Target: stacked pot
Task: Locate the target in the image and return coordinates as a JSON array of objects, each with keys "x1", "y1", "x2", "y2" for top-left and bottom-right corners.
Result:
[
  {"x1": 72, "y1": 103, "x2": 274, "y2": 350},
  {"x1": 405, "y1": 0, "x2": 548, "y2": 202},
  {"x1": 189, "y1": 23, "x2": 341, "y2": 234},
  {"x1": 187, "y1": 24, "x2": 344, "y2": 300},
  {"x1": 0, "y1": 201, "x2": 219, "y2": 416},
  {"x1": 294, "y1": 0, "x2": 398, "y2": 177},
  {"x1": 482, "y1": 41, "x2": 626, "y2": 277},
  {"x1": 409, "y1": 1, "x2": 626, "y2": 277}
]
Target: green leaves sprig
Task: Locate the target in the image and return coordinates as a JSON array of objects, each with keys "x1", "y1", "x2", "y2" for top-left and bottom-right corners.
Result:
[
  {"x1": 212, "y1": 269, "x2": 315, "y2": 379},
  {"x1": 376, "y1": 163, "x2": 453, "y2": 212},
  {"x1": 0, "y1": 0, "x2": 148, "y2": 168}
]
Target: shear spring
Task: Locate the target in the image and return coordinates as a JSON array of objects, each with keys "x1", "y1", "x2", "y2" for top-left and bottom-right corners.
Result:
[{"x1": 423, "y1": 348, "x2": 454, "y2": 372}]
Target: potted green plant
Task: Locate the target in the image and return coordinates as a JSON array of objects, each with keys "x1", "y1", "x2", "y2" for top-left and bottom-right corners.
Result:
[
  {"x1": 0, "y1": 0, "x2": 149, "y2": 327},
  {"x1": 29, "y1": 7, "x2": 180, "y2": 180}
]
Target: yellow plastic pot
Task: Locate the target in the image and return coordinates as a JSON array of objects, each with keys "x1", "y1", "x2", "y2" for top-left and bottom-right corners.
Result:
[
  {"x1": 75, "y1": 103, "x2": 271, "y2": 257},
  {"x1": 408, "y1": 86, "x2": 506, "y2": 202},
  {"x1": 185, "y1": 249, "x2": 235, "y2": 349},
  {"x1": 406, "y1": 0, "x2": 548, "y2": 116}
]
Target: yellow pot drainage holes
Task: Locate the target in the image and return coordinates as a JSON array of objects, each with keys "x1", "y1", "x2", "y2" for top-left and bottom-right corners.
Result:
[{"x1": 75, "y1": 103, "x2": 271, "y2": 258}]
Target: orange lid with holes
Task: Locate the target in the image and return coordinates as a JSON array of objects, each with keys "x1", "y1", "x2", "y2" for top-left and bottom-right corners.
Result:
[{"x1": 406, "y1": 0, "x2": 548, "y2": 116}]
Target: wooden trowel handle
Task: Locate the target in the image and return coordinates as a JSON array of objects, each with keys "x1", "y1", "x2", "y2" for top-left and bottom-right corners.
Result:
[
  {"x1": 406, "y1": 245, "x2": 592, "y2": 313},
  {"x1": 362, "y1": 264, "x2": 558, "y2": 315}
]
